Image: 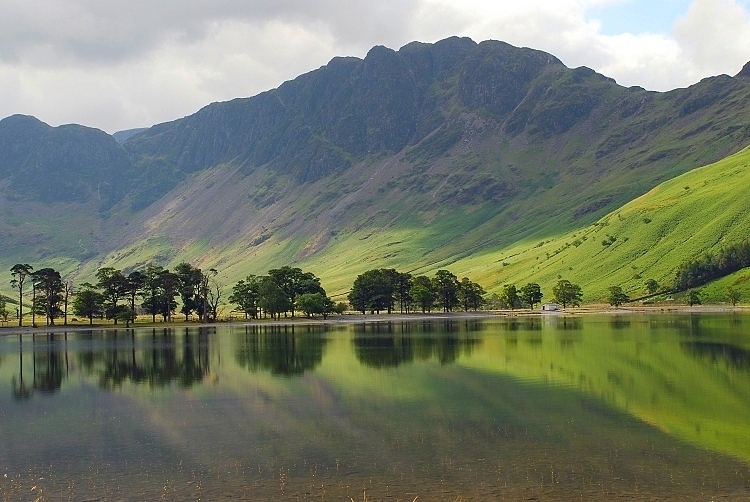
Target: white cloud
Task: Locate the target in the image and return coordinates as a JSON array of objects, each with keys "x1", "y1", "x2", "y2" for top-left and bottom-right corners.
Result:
[
  {"x1": 0, "y1": 0, "x2": 748, "y2": 133},
  {"x1": 673, "y1": 0, "x2": 750, "y2": 77}
]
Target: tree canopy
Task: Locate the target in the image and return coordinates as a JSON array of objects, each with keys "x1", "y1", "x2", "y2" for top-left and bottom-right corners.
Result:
[{"x1": 552, "y1": 279, "x2": 583, "y2": 308}]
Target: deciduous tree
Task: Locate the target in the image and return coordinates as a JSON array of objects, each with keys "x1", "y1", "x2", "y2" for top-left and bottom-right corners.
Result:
[
  {"x1": 687, "y1": 289, "x2": 701, "y2": 307},
  {"x1": 175, "y1": 262, "x2": 202, "y2": 321},
  {"x1": 97, "y1": 267, "x2": 129, "y2": 324},
  {"x1": 268, "y1": 266, "x2": 324, "y2": 317},
  {"x1": 296, "y1": 292, "x2": 335, "y2": 319},
  {"x1": 230, "y1": 275, "x2": 262, "y2": 319},
  {"x1": 259, "y1": 276, "x2": 293, "y2": 319},
  {"x1": 126, "y1": 270, "x2": 146, "y2": 323},
  {"x1": 608, "y1": 286, "x2": 629, "y2": 307},
  {"x1": 433, "y1": 270, "x2": 460, "y2": 313},
  {"x1": 458, "y1": 277, "x2": 485, "y2": 311},
  {"x1": 73, "y1": 282, "x2": 103, "y2": 325},
  {"x1": 727, "y1": 287, "x2": 741, "y2": 307},
  {"x1": 552, "y1": 279, "x2": 583, "y2": 308},
  {"x1": 501, "y1": 284, "x2": 520, "y2": 310},
  {"x1": 348, "y1": 269, "x2": 395, "y2": 314},
  {"x1": 410, "y1": 276, "x2": 435, "y2": 313},
  {"x1": 0, "y1": 295, "x2": 8, "y2": 323},
  {"x1": 520, "y1": 282, "x2": 544, "y2": 309}
]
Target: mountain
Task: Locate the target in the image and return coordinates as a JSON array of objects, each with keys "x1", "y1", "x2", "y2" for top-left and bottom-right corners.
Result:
[{"x1": 1, "y1": 36, "x2": 750, "y2": 297}]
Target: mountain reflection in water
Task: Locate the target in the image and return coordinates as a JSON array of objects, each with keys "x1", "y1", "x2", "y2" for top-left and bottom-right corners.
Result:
[{"x1": 1, "y1": 315, "x2": 750, "y2": 500}]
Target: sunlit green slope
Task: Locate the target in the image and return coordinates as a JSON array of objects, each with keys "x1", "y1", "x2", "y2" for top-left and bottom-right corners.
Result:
[
  {"x1": 440, "y1": 145, "x2": 750, "y2": 301},
  {"x1": 76, "y1": 145, "x2": 750, "y2": 304}
]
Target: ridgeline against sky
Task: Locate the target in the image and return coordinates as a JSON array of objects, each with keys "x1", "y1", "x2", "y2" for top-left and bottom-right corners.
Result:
[
  {"x1": 1, "y1": 36, "x2": 749, "y2": 301},
  {"x1": 1, "y1": 0, "x2": 750, "y2": 133}
]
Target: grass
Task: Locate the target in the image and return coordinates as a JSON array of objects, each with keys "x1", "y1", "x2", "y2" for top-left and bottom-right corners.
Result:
[
  {"x1": 36, "y1": 144, "x2": 750, "y2": 305},
  {"x1": 441, "y1": 145, "x2": 750, "y2": 301}
]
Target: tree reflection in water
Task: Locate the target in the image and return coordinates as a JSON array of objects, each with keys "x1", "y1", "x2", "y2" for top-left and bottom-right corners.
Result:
[
  {"x1": 11, "y1": 333, "x2": 69, "y2": 400},
  {"x1": 7, "y1": 328, "x2": 215, "y2": 398},
  {"x1": 11, "y1": 335, "x2": 32, "y2": 401},
  {"x1": 93, "y1": 328, "x2": 212, "y2": 389},
  {"x1": 352, "y1": 321, "x2": 482, "y2": 368},
  {"x1": 681, "y1": 341, "x2": 750, "y2": 370},
  {"x1": 235, "y1": 325, "x2": 327, "y2": 376}
]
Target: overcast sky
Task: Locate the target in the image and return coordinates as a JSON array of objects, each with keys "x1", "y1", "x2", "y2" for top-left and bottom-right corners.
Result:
[{"x1": 1, "y1": 0, "x2": 749, "y2": 133}]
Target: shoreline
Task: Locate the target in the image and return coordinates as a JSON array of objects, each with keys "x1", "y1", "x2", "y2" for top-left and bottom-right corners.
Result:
[{"x1": 1, "y1": 305, "x2": 747, "y2": 337}]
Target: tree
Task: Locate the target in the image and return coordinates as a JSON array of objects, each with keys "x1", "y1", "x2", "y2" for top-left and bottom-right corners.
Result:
[
  {"x1": 32, "y1": 268, "x2": 64, "y2": 325},
  {"x1": 335, "y1": 302, "x2": 348, "y2": 314},
  {"x1": 645, "y1": 279, "x2": 659, "y2": 295},
  {"x1": 62, "y1": 279, "x2": 74, "y2": 325},
  {"x1": 155, "y1": 270, "x2": 179, "y2": 322},
  {"x1": 229, "y1": 275, "x2": 262, "y2": 319},
  {"x1": 608, "y1": 286, "x2": 629, "y2": 307},
  {"x1": 410, "y1": 276, "x2": 436, "y2": 313},
  {"x1": 10, "y1": 263, "x2": 33, "y2": 326},
  {"x1": 347, "y1": 276, "x2": 370, "y2": 314},
  {"x1": 97, "y1": 267, "x2": 129, "y2": 324},
  {"x1": 259, "y1": 276, "x2": 293, "y2": 319},
  {"x1": 207, "y1": 274, "x2": 222, "y2": 322},
  {"x1": 432, "y1": 270, "x2": 460, "y2": 312},
  {"x1": 393, "y1": 271, "x2": 413, "y2": 313},
  {"x1": 501, "y1": 284, "x2": 520, "y2": 310},
  {"x1": 72, "y1": 283, "x2": 104, "y2": 325},
  {"x1": 175, "y1": 262, "x2": 202, "y2": 321},
  {"x1": 519, "y1": 282, "x2": 543, "y2": 309},
  {"x1": 484, "y1": 293, "x2": 504, "y2": 310},
  {"x1": 552, "y1": 279, "x2": 583, "y2": 308},
  {"x1": 141, "y1": 264, "x2": 166, "y2": 322},
  {"x1": 348, "y1": 269, "x2": 395, "y2": 314},
  {"x1": 296, "y1": 292, "x2": 335, "y2": 318},
  {"x1": 268, "y1": 266, "x2": 325, "y2": 317},
  {"x1": 198, "y1": 268, "x2": 218, "y2": 322},
  {"x1": 0, "y1": 295, "x2": 8, "y2": 323},
  {"x1": 687, "y1": 289, "x2": 701, "y2": 307},
  {"x1": 673, "y1": 239, "x2": 750, "y2": 291},
  {"x1": 458, "y1": 277, "x2": 485, "y2": 311},
  {"x1": 125, "y1": 270, "x2": 146, "y2": 324},
  {"x1": 727, "y1": 287, "x2": 741, "y2": 307}
]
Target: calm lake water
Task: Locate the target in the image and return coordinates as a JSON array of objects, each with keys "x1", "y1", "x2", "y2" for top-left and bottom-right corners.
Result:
[{"x1": 1, "y1": 314, "x2": 750, "y2": 500}]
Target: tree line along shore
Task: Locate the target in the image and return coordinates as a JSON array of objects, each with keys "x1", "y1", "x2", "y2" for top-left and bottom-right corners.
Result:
[
  {"x1": 1, "y1": 262, "x2": 577, "y2": 328},
  {"x1": 0, "y1": 259, "x2": 740, "y2": 329}
]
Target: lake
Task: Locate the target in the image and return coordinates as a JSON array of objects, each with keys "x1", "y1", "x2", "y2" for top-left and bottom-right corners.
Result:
[{"x1": 1, "y1": 313, "x2": 750, "y2": 500}]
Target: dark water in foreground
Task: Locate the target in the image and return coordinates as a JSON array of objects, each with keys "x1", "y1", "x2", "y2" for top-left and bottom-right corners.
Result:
[{"x1": 1, "y1": 314, "x2": 750, "y2": 500}]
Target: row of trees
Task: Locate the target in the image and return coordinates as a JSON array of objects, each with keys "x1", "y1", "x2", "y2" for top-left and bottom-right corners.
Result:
[
  {"x1": 6, "y1": 262, "x2": 223, "y2": 326},
  {"x1": 3, "y1": 262, "x2": 599, "y2": 328},
  {"x1": 489, "y1": 279, "x2": 583, "y2": 309},
  {"x1": 229, "y1": 266, "x2": 341, "y2": 320},
  {"x1": 7, "y1": 264, "x2": 74, "y2": 327},
  {"x1": 674, "y1": 239, "x2": 750, "y2": 291},
  {"x1": 347, "y1": 269, "x2": 485, "y2": 314}
]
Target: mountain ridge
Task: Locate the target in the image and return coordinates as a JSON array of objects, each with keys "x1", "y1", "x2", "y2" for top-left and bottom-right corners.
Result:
[{"x1": 1, "y1": 37, "x2": 750, "y2": 297}]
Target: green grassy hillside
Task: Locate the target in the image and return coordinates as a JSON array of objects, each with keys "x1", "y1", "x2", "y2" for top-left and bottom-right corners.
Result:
[
  {"x1": 72, "y1": 145, "x2": 750, "y2": 305},
  {"x1": 10, "y1": 143, "x2": 748, "y2": 311},
  {"x1": 446, "y1": 145, "x2": 750, "y2": 301}
]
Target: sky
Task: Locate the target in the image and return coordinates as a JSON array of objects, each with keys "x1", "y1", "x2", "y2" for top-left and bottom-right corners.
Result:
[{"x1": 1, "y1": 0, "x2": 749, "y2": 134}]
